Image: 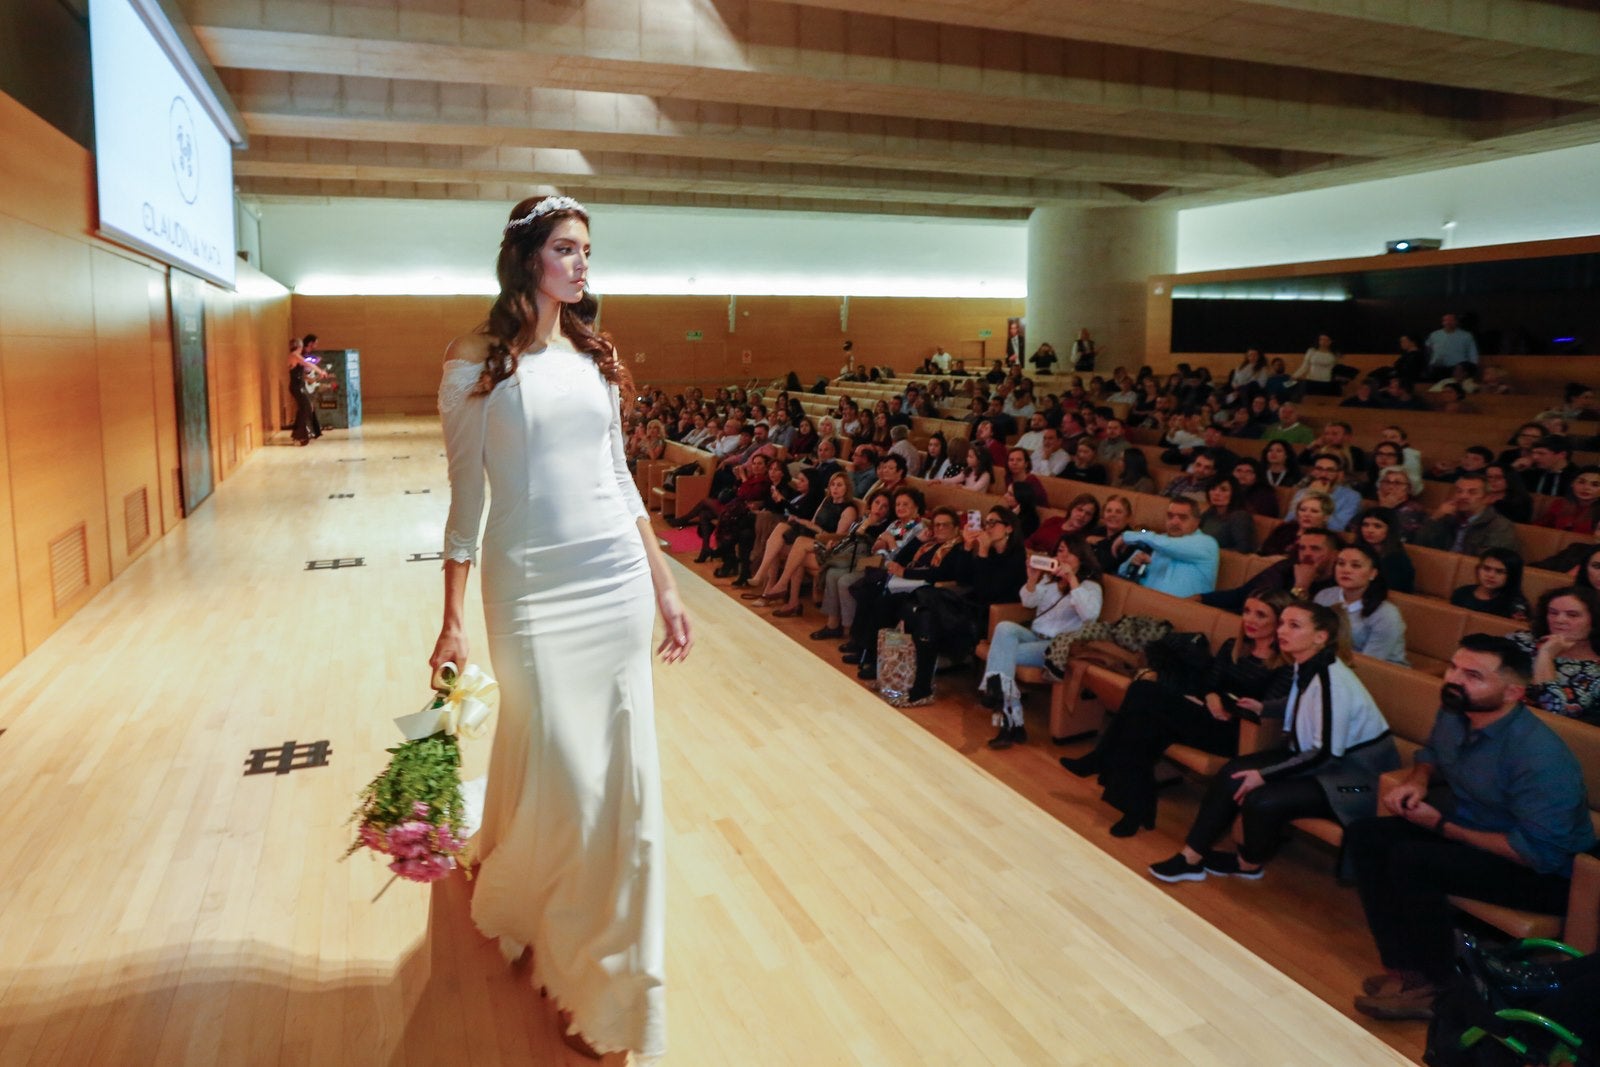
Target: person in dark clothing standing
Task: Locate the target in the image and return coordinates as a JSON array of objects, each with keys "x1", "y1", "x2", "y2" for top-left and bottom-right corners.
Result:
[{"x1": 288, "y1": 336, "x2": 332, "y2": 445}]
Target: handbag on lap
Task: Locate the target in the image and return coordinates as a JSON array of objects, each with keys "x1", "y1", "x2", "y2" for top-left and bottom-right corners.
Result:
[{"x1": 1043, "y1": 615, "x2": 1174, "y2": 680}]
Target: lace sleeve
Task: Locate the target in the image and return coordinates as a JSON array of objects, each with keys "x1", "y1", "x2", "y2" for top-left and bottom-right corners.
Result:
[
  {"x1": 439, "y1": 360, "x2": 489, "y2": 565},
  {"x1": 608, "y1": 384, "x2": 648, "y2": 523}
]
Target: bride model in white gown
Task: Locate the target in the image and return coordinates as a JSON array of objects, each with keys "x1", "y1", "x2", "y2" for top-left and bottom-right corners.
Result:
[{"x1": 431, "y1": 195, "x2": 692, "y2": 1062}]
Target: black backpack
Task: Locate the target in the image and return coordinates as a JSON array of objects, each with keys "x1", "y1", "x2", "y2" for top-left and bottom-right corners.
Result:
[{"x1": 1425, "y1": 936, "x2": 1591, "y2": 1067}]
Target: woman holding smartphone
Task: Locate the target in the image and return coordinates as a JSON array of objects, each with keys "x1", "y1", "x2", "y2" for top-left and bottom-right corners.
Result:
[
  {"x1": 1062, "y1": 592, "x2": 1293, "y2": 837},
  {"x1": 978, "y1": 538, "x2": 1103, "y2": 751},
  {"x1": 1148, "y1": 601, "x2": 1396, "y2": 883}
]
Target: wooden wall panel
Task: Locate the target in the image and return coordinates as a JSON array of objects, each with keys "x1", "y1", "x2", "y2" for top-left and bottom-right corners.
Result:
[
  {"x1": 206, "y1": 290, "x2": 240, "y2": 483},
  {"x1": 292, "y1": 293, "x2": 1026, "y2": 413},
  {"x1": 0, "y1": 333, "x2": 110, "y2": 651},
  {"x1": 0, "y1": 94, "x2": 92, "y2": 241},
  {"x1": 91, "y1": 250, "x2": 163, "y2": 578},
  {"x1": 0, "y1": 214, "x2": 95, "y2": 339},
  {"x1": 0, "y1": 90, "x2": 290, "y2": 668}
]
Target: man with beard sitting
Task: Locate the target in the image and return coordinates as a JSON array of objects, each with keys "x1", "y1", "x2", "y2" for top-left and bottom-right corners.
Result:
[{"x1": 1344, "y1": 634, "x2": 1596, "y2": 1022}]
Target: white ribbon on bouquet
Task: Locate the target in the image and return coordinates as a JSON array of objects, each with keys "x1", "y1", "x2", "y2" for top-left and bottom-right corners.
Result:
[{"x1": 393, "y1": 661, "x2": 498, "y2": 741}]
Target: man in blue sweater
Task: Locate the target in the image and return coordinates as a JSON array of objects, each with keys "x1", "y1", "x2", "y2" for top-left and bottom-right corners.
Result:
[{"x1": 1116, "y1": 497, "x2": 1219, "y2": 598}]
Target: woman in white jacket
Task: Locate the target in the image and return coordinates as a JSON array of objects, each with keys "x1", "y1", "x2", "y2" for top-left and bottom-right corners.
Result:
[
  {"x1": 979, "y1": 537, "x2": 1102, "y2": 751},
  {"x1": 1149, "y1": 600, "x2": 1399, "y2": 882}
]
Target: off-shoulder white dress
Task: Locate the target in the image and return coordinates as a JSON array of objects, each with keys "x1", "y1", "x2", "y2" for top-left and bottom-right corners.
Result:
[{"x1": 439, "y1": 342, "x2": 664, "y2": 1060}]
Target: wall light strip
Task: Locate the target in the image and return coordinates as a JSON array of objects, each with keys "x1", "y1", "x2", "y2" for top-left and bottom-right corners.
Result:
[{"x1": 293, "y1": 274, "x2": 1026, "y2": 299}]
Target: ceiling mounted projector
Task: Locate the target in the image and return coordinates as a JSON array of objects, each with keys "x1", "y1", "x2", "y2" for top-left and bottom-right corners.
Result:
[{"x1": 1385, "y1": 238, "x2": 1443, "y2": 254}]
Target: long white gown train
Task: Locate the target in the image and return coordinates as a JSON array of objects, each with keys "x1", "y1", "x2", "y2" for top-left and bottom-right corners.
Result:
[{"x1": 439, "y1": 344, "x2": 665, "y2": 1060}]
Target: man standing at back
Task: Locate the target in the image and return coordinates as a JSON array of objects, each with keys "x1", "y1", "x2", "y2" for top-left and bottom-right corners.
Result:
[
  {"x1": 1346, "y1": 634, "x2": 1594, "y2": 1021},
  {"x1": 1424, "y1": 313, "x2": 1479, "y2": 379},
  {"x1": 1115, "y1": 498, "x2": 1219, "y2": 597}
]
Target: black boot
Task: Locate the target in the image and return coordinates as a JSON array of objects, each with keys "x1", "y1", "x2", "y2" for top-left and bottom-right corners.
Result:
[
  {"x1": 1059, "y1": 751, "x2": 1102, "y2": 778},
  {"x1": 988, "y1": 724, "x2": 1027, "y2": 750},
  {"x1": 1108, "y1": 811, "x2": 1156, "y2": 838},
  {"x1": 978, "y1": 675, "x2": 1003, "y2": 710}
]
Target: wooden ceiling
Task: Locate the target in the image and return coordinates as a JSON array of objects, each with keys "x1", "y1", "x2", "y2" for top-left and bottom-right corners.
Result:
[{"x1": 184, "y1": 0, "x2": 1600, "y2": 219}]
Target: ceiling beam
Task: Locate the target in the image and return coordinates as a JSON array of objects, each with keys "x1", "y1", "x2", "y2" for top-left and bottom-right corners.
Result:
[
  {"x1": 190, "y1": 17, "x2": 1481, "y2": 155},
  {"x1": 222, "y1": 70, "x2": 1350, "y2": 189},
  {"x1": 236, "y1": 181, "x2": 1034, "y2": 221},
  {"x1": 235, "y1": 137, "x2": 1151, "y2": 207},
  {"x1": 775, "y1": 0, "x2": 1600, "y2": 103}
]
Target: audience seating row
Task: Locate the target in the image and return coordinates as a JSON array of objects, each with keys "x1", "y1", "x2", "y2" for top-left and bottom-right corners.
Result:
[
  {"x1": 722, "y1": 373, "x2": 1600, "y2": 952},
  {"x1": 972, "y1": 574, "x2": 1600, "y2": 953}
]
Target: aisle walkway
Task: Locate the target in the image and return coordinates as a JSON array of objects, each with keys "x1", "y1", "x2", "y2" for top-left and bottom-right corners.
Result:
[{"x1": 0, "y1": 418, "x2": 1412, "y2": 1065}]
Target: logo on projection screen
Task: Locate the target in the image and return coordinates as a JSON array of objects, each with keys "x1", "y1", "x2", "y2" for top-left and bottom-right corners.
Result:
[{"x1": 169, "y1": 96, "x2": 199, "y2": 205}]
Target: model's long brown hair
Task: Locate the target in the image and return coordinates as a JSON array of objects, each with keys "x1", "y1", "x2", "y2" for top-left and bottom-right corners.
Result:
[{"x1": 475, "y1": 197, "x2": 634, "y2": 404}]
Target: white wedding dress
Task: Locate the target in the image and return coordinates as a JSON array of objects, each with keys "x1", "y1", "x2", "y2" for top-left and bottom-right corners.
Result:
[{"x1": 439, "y1": 341, "x2": 665, "y2": 1061}]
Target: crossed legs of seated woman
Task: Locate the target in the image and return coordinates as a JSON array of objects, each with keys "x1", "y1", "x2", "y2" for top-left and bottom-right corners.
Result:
[
  {"x1": 1150, "y1": 751, "x2": 1336, "y2": 881},
  {"x1": 979, "y1": 538, "x2": 1104, "y2": 750},
  {"x1": 754, "y1": 534, "x2": 818, "y2": 615},
  {"x1": 1064, "y1": 678, "x2": 1239, "y2": 836},
  {"x1": 979, "y1": 620, "x2": 1050, "y2": 747}
]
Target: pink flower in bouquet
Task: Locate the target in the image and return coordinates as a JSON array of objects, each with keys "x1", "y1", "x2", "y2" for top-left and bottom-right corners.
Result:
[
  {"x1": 387, "y1": 821, "x2": 435, "y2": 859},
  {"x1": 434, "y1": 825, "x2": 463, "y2": 854},
  {"x1": 390, "y1": 853, "x2": 455, "y2": 883},
  {"x1": 359, "y1": 825, "x2": 389, "y2": 853}
]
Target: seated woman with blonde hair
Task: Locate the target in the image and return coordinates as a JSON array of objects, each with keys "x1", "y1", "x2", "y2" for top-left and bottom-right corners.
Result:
[
  {"x1": 1258, "y1": 490, "x2": 1333, "y2": 557},
  {"x1": 746, "y1": 471, "x2": 859, "y2": 617}
]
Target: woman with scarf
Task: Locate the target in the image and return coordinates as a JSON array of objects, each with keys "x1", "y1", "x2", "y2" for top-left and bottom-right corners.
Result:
[{"x1": 1149, "y1": 600, "x2": 1398, "y2": 883}]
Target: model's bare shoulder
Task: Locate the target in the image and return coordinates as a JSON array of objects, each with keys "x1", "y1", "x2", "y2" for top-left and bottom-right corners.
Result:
[{"x1": 444, "y1": 333, "x2": 491, "y2": 367}]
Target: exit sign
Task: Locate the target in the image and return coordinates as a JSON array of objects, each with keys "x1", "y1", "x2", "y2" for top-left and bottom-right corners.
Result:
[
  {"x1": 685, "y1": 330, "x2": 703, "y2": 341},
  {"x1": 977, "y1": 328, "x2": 993, "y2": 339}
]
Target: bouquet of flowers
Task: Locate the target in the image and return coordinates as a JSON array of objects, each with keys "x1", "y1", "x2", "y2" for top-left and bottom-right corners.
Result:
[{"x1": 346, "y1": 662, "x2": 497, "y2": 883}]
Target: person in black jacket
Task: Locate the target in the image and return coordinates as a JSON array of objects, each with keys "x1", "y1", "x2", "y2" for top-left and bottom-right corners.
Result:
[
  {"x1": 897, "y1": 505, "x2": 1028, "y2": 706},
  {"x1": 1062, "y1": 591, "x2": 1294, "y2": 836}
]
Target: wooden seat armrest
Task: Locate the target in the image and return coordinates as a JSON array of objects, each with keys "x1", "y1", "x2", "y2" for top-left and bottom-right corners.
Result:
[
  {"x1": 1238, "y1": 716, "x2": 1283, "y2": 755},
  {"x1": 1564, "y1": 851, "x2": 1600, "y2": 954}
]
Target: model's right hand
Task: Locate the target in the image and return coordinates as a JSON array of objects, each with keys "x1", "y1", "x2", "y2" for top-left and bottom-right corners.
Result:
[{"x1": 430, "y1": 626, "x2": 469, "y2": 681}]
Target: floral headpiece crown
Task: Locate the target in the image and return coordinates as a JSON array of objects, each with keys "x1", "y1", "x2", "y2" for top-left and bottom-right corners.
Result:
[{"x1": 503, "y1": 195, "x2": 586, "y2": 236}]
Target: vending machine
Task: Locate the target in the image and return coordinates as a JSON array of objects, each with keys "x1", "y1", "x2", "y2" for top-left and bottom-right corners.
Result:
[{"x1": 310, "y1": 347, "x2": 362, "y2": 430}]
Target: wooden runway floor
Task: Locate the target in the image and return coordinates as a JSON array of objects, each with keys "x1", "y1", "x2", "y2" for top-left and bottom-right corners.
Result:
[{"x1": 0, "y1": 417, "x2": 1415, "y2": 1065}]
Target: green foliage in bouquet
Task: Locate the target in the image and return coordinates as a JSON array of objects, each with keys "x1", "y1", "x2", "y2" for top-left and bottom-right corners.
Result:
[{"x1": 344, "y1": 732, "x2": 466, "y2": 858}]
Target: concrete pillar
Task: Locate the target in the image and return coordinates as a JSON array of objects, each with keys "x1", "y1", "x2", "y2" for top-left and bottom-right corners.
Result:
[{"x1": 1026, "y1": 205, "x2": 1176, "y2": 374}]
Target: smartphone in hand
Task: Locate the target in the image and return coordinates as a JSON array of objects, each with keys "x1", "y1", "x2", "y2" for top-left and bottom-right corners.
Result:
[
  {"x1": 965, "y1": 509, "x2": 983, "y2": 531},
  {"x1": 1029, "y1": 554, "x2": 1058, "y2": 573}
]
